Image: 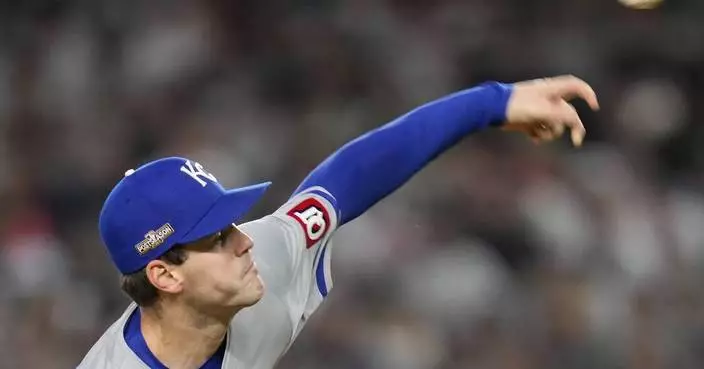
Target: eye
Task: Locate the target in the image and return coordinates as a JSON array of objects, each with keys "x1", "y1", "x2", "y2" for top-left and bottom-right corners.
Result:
[
  {"x1": 214, "y1": 231, "x2": 227, "y2": 247},
  {"x1": 210, "y1": 224, "x2": 236, "y2": 250}
]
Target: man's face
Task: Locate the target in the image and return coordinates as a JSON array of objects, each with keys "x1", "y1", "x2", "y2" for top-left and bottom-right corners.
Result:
[{"x1": 176, "y1": 224, "x2": 264, "y2": 312}]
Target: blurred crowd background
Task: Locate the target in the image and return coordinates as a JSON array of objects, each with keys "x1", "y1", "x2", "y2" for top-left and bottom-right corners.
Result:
[{"x1": 1, "y1": 0, "x2": 703, "y2": 368}]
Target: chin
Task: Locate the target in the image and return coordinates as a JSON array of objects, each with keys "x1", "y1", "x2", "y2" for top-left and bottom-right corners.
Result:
[
  {"x1": 250, "y1": 276, "x2": 266, "y2": 302},
  {"x1": 238, "y1": 276, "x2": 266, "y2": 307}
]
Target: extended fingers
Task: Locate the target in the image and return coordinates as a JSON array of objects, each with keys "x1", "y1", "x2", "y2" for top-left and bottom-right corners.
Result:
[
  {"x1": 564, "y1": 103, "x2": 586, "y2": 147},
  {"x1": 554, "y1": 100, "x2": 585, "y2": 146},
  {"x1": 539, "y1": 101, "x2": 585, "y2": 146},
  {"x1": 546, "y1": 75, "x2": 600, "y2": 111}
]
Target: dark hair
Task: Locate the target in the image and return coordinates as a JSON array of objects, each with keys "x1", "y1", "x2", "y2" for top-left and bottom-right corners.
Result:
[{"x1": 120, "y1": 246, "x2": 189, "y2": 307}]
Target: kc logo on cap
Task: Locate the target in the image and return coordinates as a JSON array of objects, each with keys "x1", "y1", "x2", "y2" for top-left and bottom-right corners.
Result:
[{"x1": 180, "y1": 160, "x2": 218, "y2": 187}]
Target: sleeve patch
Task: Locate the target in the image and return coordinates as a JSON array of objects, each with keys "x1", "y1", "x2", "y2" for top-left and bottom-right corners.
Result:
[{"x1": 286, "y1": 197, "x2": 331, "y2": 249}]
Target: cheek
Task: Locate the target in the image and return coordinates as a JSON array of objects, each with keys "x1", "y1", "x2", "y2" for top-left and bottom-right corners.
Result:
[{"x1": 191, "y1": 256, "x2": 245, "y2": 292}]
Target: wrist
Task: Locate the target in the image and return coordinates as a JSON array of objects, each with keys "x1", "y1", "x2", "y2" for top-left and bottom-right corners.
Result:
[{"x1": 480, "y1": 82, "x2": 513, "y2": 127}]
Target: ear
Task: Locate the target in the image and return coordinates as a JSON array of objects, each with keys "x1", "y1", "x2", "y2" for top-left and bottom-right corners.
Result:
[{"x1": 145, "y1": 260, "x2": 185, "y2": 295}]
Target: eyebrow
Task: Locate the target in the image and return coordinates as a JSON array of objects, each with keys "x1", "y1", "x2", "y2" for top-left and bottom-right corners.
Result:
[{"x1": 193, "y1": 224, "x2": 235, "y2": 247}]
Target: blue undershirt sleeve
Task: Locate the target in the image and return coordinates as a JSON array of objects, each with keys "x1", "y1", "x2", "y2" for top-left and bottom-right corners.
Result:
[{"x1": 292, "y1": 82, "x2": 513, "y2": 225}]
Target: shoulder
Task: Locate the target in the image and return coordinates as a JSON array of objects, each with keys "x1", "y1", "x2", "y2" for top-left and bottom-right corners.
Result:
[{"x1": 77, "y1": 304, "x2": 145, "y2": 369}]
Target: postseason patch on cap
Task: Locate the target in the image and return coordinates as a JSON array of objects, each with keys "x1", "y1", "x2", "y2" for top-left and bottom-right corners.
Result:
[
  {"x1": 135, "y1": 223, "x2": 175, "y2": 255},
  {"x1": 287, "y1": 198, "x2": 330, "y2": 249}
]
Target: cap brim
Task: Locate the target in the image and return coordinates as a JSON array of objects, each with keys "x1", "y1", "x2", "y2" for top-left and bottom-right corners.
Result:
[{"x1": 179, "y1": 182, "x2": 271, "y2": 244}]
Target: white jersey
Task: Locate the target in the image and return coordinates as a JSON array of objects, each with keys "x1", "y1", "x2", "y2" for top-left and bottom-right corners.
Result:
[{"x1": 78, "y1": 187, "x2": 339, "y2": 369}]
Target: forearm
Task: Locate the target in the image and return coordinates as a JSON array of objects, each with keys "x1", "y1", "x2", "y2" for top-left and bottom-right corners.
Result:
[{"x1": 293, "y1": 82, "x2": 513, "y2": 225}]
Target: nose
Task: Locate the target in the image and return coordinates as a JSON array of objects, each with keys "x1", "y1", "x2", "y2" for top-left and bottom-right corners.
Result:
[{"x1": 234, "y1": 231, "x2": 254, "y2": 257}]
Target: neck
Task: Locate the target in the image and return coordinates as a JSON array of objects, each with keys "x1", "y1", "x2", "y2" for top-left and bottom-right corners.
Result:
[{"x1": 140, "y1": 303, "x2": 232, "y2": 369}]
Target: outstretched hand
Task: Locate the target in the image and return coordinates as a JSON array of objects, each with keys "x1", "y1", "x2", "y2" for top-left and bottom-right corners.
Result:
[{"x1": 501, "y1": 75, "x2": 600, "y2": 147}]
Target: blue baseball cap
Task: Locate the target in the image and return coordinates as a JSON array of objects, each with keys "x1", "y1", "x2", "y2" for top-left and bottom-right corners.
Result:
[{"x1": 99, "y1": 157, "x2": 271, "y2": 274}]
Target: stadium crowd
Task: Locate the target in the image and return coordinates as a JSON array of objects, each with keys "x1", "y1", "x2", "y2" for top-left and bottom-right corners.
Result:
[{"x1": 0, "y1": 0, "x2": 703, "y2": 368}]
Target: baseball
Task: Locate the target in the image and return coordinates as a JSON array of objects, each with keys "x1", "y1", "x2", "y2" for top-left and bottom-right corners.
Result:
[{"x1": 619, "y1": 0, "x2": 663, "y2": 9}]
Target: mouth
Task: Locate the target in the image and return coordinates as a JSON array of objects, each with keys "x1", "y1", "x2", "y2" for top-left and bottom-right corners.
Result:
[{"x1": 244, "y1": 260, "x2": 258, "y2": 276}]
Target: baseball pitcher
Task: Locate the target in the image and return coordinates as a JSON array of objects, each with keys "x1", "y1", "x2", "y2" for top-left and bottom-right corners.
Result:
[{"x1": 78, "y1": 76, "x2": 599, "y2": 368}]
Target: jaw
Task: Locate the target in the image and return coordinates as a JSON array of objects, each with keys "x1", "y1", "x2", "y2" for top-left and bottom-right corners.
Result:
[
  {"x1": 213, "y1": 277, "x2": 266, "y2": 317},
  {"x1": 236, "y1": 276, "x2": 266, "y2": 307},
  {"x1": 179, "y1": 269, "x2": 266, "y2": 323}
]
